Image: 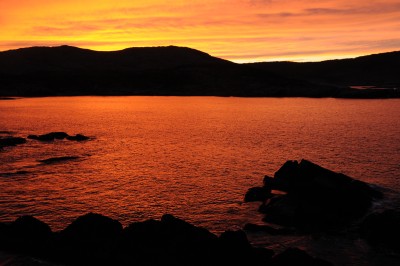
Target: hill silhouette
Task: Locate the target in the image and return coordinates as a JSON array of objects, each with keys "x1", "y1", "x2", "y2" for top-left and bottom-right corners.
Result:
[
  {"x1": 248, "y1": 51, "x2": 400, "y2": 92},
  {"x1": 0, "y1": 46, "x2": 398, "y2": 98}
]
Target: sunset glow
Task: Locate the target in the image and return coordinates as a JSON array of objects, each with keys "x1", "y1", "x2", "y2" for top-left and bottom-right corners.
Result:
[{"x1": 1, "y1": 0, "x2": 400, "y2": 62}]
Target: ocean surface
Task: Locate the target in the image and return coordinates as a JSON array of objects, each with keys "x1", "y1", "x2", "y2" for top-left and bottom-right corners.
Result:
[{"x1": 1, "y1": 96, "x2": 400, "y2": 265}]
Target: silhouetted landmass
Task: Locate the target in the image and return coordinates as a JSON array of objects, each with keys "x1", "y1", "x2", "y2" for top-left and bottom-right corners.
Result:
[
  {"x1": 246, "y1": 159, "x2": 383, "y2": 231},
  {"x1": 248, "y1": 51, "x2": 400, "y2": 97},
  {"x1": 0, "y1": 213, "x2": 333, "y2": 266},
  {"x1": 1, "y1": 45, "x2": 396, "y2": 98}
]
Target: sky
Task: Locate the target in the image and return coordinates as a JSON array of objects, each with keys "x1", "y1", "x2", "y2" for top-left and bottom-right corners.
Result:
[{"x1": 1, "y1": 0, "x2": 400, "y2": 62}]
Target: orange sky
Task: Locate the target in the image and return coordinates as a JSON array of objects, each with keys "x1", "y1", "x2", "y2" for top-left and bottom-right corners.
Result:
[{"x1": 1, "y1": 0, "x2": 400, "y2": 62}]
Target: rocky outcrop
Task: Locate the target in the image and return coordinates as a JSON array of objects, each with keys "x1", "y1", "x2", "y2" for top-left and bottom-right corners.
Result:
[
  {"x1": 28, "y1": 132, "x2": 69, "y2": 141},
  {"x1": 360, "y1": 210, "x2": 400, "y2": 251},
  {"x1": 28, "y1": 132, "x2": 90, "y2": 142},
  {"x1": 0, "y1": 216, "x2": 52, "y2": 256},
  {"x1": 66, "y1": 134, "x2": 90, "y2": 141},
  {"x1": 246, "y1": 160, "x2": 382, "y2": 230},
  {"x1": 0, "y1": 137, "x2": 26, "y2": 148},
  {"x1": 244, "y1": 186, "x2": 272, "y2": 202},
  {"x1": 0, "y1": 213, "x2": 333, "y2": 266}
]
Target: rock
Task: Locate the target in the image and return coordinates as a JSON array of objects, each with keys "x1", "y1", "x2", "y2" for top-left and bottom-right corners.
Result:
[
  {"x1": 360, "y1": 210, "x2": 400, "y2": 250},
  {"x1": 260, "y1": 195, "x2": 299, "y2": 227},
  {"x1": 0, "y1": 213, "x2": 334, "y2": 266},
  {"x1": 219, "y1": 230, "x2": 252, "y2": 251},
  {"x1": 243, "y1": 223, "x2": 294, "y2": 235},
  {"x1": 38, "y1": 156, "x2": 80, "y2": 164},
  {"x1": 160, "y1": 213, "x2": 218, "y2": 246},
  {"x1": 273, "y1": 159, "x2": 382, "y2": 199},
  {"x1": 66, "y1": 134, "x2": 90, "y2": 141},
  {"x1": 11, "y1": 216, "x2": 52, "y2": 240},
  {"x1": 0, "y1": 216, "x2": 53, "y2": 254},
  {"x1": 121, "y1": 214, "x2": 219, "y2": 265},
  {"x1": 60, "y1": 213, "x2": 122, "y2": 242},
  {"x1": 271, "y1": 248, "x2": 334, "y2": 266},
  {"x1": 55, "y1": 213, "x2": 123, "y2": 264},
  {"x1": 28, "y1": 132, "x2": 69, "y2": 141},
  {"x1": 263, "y1": 175, "x2": 275, "y2": 188},
  {"x1": 256, "y1": 160, "x2": 383, "y2": 230},
  {"x1": 244, "y1": 186, "x2": 272, "y2": 202},
  {"x1": 218, "y1": 229, "x2": 275, "y2": 265},
  {"x1": 0, "y1": 137, "x2": 26, "y2": 148}
]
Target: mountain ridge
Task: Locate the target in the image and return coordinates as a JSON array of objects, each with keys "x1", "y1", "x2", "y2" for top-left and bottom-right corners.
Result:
[
  {"x1": 0, "y1": 45, "x2": 398, "y2": 98},
  {"x1": 247, "y1": 50, "x2": 400, "y2": 89}
]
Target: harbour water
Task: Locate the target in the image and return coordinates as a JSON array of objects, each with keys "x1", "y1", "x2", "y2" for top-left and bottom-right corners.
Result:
[{"x1": 1, "y1": 96, "x2": 399, "y2": 265}]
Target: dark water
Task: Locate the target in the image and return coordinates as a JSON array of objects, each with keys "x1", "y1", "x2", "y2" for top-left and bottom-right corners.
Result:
[{"x1": 1, "y1": 97, "x2": 399, "y2": 265}]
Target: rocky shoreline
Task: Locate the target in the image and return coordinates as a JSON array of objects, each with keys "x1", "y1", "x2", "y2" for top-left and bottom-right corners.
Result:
[
  {"x1": 1, "y1": 160, "x2": 399, "y2": 265},
  {"x1": 244, "y1": 160, "x2": 400, "y2": 252},
  {"x1": 0, "y1": 213, "x2": 333, "y2": 266}
]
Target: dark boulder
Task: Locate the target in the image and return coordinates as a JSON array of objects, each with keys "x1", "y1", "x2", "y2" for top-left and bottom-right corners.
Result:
[
  {"x1": 218, "y1": 229, "x2": 275, "y2": 265},
  {"x1": 11, "y1": 216, "x2": 52, "y2": 240},
  {"x1": 263, "y1": 175, "x2": 275, "y2": 188},
  {"x1": 271, "y1": 248, "x2": 334, "y2": 266},
  {"x1": 0, "y1": 137, "x2": 26, "y2": 148},
  {"x1": 66, "y1": 134, "x2": 90, "y2": 141},
  {"x1": 244, "y1": 186, "x2": 272, "y2": 202},
  {"x1": 273, "y1": 160, "x2": 382, "y2": 200},
  {"x1": 60, "y1": 213, "x2": 122, "y2": 241},
  {"x1": 120, "y1": 214, "x2": 218, "y2": 265},
  {"x1": 360, "y1": 210, "x2": 400, "y2": 250},
  {"x1": 55, "y1": 213, "x2": 123, "y2": 265},
  {"x1": 0, "y1": 216, "x2": 53, "y2": 255},
  {"x1": 28, "y1": 132, "x2": 69, "y2": 141},
  {"x1": 255, "y1": 160, "x2": 383, "y2": 230},
  {"x1": 219, "y1": 230, "x2": 252, "y2": 251}
]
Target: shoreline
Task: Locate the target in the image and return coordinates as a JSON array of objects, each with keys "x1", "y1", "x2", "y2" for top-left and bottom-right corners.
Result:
[{"x1": 0, "y1": 212, "x2": 334, "y2": 266}]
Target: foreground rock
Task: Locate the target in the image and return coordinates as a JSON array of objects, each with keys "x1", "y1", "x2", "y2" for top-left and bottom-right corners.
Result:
[
  {"x1": 247, "y1": 160, "x2": 382, "y2": 231},
  {"x1": 0, "y1": 137, "x2": 26, "y2": 148},
  {"x1": 360, "y1": 210, "x2": 400, "y2": 251},
  {"x1": 0, "y1": 213, "x2": 333, "y2": 266}
]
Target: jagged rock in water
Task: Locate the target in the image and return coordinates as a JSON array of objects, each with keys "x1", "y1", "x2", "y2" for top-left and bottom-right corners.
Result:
[
  {"x1": 244, "y1": 186, "x2": 272, "y2": 202},
  {"x1": 360, "y1": 210, "x2": 400, "y2": 251},
  {"x1": 28, "y1": 132, "x2": 69, "y2": 141},
  {"x1": 0, "y1": 137, "x2": 26, "y2": 148},
  {"x1": 250, "y1": 159, "x2": 383, "y2": 230},
  {"x1": 66, "y1": 134, "x2": 90, "y2": 141}
]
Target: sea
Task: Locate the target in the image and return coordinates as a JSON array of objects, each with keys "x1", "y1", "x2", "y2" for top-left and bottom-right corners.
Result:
[{"x1": 1, "y1": 96, "x2": 399, "y2": 265}]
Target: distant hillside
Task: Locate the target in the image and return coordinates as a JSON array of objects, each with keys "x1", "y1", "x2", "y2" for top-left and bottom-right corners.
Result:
[
  {"x1": 248, "y1": 51, "x2": 400, "y2": 90},
  {"x1": 0, "y1": 46, "x2": 398, "y2": 98}
]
